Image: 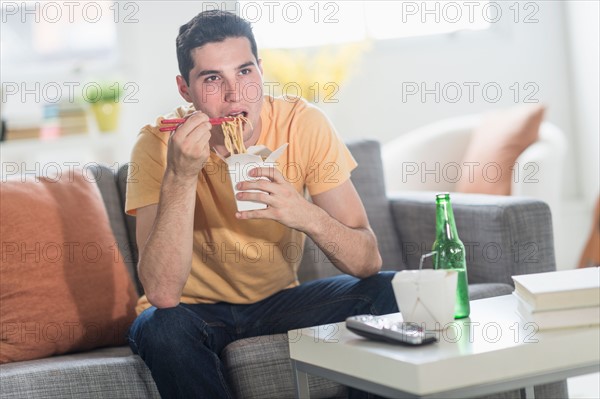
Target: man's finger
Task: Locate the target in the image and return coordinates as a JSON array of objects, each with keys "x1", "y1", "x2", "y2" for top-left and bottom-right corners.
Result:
[
  {"x1": 249, "y1": 167, "x2": 283, "y2": 182},
  {"x1": 174, "y1": 112, "x2": 209, "y2": 137},
  {"x1": 236, "y1": 209, "x2": 271, "y2": 220},
  {"x1": 236, "y1": 191, "x2": 272, "y2": 205},
  {"x1": 237, "y1": 179, "x2": 273, "y2": 193}
]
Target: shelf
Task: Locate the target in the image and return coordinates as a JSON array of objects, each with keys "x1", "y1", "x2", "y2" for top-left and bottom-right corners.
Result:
[
  {"x1": 2, "y1": 132, "x2": 117, "y2": 149},
  {"x1": 0, "y1": 131, "x2": 132, "y2": 168}
]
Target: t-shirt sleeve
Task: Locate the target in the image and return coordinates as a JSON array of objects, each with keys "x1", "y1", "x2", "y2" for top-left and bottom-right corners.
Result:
[
  {"x1": 124, "y1": 127, "x2": 168, "y2": 216},
  {"x1": 293, "y1": 103, "x2": 358, "y2": 196}
]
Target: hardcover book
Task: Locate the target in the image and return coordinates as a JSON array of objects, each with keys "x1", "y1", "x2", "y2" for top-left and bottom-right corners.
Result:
[{"x1": 511, "y1": 268, "x2": 600, "y2": 311}]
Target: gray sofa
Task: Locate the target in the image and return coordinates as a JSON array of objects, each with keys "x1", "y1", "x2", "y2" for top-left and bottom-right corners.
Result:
[{"x1": 0, "y1": 140, "x2": 567, "y2": 398}]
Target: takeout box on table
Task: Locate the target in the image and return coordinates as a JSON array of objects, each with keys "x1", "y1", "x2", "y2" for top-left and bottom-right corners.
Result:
[
  {"x1": 392, "y1": 269, "x2": 458, "y2": 331},
  {"x1": 214, "y1": 143, "x2": 288, "y2": 212}
]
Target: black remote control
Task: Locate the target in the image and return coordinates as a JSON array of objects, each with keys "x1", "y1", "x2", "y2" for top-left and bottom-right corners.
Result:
[{"x1": 345, "y1": 315, "x2": 437, "y2": 346}]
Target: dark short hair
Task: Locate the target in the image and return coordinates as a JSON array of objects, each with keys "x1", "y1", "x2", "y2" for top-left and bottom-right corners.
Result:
[{"x1": 176, "y1": 10, "x2": 258, "y2": 85}]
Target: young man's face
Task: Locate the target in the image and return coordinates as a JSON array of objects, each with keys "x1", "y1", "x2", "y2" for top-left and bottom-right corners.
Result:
[{"x1": 177, "y1": 36, "x2": 264, "y2": 140}]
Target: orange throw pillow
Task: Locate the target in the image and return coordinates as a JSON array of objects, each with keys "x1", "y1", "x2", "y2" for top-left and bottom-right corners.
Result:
[
  {"x1": 456, "y1": 104, "x2": 545, "y2": 195},
  {"x1": 1, "y1": 172, "x2": 138, "y2": 364}
]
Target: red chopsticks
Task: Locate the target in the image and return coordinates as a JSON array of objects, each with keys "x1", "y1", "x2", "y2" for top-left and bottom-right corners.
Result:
[{"x1": 159, "y1": 117, "x2": 234, "y2": 132}]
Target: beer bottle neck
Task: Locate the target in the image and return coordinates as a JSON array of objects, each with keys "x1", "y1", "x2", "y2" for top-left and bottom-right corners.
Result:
[{"x1": 435, "y1": 197, "x2": 460, "y2": 241}]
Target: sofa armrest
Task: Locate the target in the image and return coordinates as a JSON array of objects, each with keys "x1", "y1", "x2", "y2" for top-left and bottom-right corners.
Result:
[{"x1": 389, "y1": 192, "x2": 556, "y2": 286}]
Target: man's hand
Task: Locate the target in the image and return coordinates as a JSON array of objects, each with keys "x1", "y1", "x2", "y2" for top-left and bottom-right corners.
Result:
[
  {"x1": 166, "y1": 112, "x2": 212, "y2": 179},
  {"x1": 234, "y1": 166, "x2": 382, "y2": 278},
  {"x1": 234, "y1": 167, "x2": 317, "y2": 232}
]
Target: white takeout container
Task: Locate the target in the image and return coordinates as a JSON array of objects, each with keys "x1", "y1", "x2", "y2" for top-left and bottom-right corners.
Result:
[
  {"x1": 214, "y1": 143, "x2": 288, "y2": 212},
  {"x1": 392, "y1": 269, "x2": 458, "y2": 331}
]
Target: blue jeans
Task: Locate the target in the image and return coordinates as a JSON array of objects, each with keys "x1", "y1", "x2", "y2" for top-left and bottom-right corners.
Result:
[{"x1": 128, "y1": 271, "x2": 398, "y2": 398}]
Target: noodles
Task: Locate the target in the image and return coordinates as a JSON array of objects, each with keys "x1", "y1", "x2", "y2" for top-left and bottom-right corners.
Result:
[{"x1": 222, "y1": 116, "x2": 251, "y2": 155}]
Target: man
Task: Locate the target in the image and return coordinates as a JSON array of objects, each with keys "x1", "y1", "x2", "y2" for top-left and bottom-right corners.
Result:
[{"x1": 126, "y1": 9, "x2": 397, "y2": 398}]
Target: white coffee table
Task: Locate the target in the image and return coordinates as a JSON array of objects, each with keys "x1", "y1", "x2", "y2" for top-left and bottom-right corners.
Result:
[{"x1": 288, "y1": 295, "x2": 600, "y2": 398}]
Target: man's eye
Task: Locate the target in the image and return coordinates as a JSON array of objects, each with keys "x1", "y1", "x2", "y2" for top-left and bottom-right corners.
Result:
[
  {"x1": 240, "y1": 69, "x2": 251, "y2": 75},
  {"x1": 205, "y1": 76, "x2": 219, "y2": 82}
]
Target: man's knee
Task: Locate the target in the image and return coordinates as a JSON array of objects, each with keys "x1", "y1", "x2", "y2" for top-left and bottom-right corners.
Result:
[
  {"x1": 359, "y1": 271, "x2": 398, "y2": 314},
  {"x1": 129, "y1": 305, "x2": 207, "y2": 356},
  {"x1": 360, "y1": 271, "x2": 395, "y2": 291}
]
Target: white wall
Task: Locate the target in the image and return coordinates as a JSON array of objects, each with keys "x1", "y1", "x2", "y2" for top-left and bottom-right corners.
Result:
[{"x1": 564, "y1": 1, "x2": 600, "y2": 207}]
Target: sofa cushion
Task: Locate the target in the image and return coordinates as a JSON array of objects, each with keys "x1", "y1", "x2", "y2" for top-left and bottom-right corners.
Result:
[
  {"x1": 456, "y1": 104, "x2": 545, "y2": 195},
  {"x1": 0, "y1": 346, "x2": 159, "y2": 398},
  {"x1": 0, "y1": 172, "x2": 138, "y2": 364},
  {"x1": 94, "y1": 164, "x2": 143, "y2": 295}
]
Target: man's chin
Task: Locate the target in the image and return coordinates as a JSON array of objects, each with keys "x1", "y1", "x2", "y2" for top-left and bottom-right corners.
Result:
[{"x1": 242, "y1": 130, "x2": 254, "y2": 142}]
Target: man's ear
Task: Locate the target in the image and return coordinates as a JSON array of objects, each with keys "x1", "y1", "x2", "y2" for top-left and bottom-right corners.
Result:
[{"x1": 176, "y1": 75, "x2": 193, "y2": 103}]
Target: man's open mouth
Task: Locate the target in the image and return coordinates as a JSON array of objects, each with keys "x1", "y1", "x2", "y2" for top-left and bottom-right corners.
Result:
[{"x1": 227, "y1": 111, "x2": 248, "y2": 118}]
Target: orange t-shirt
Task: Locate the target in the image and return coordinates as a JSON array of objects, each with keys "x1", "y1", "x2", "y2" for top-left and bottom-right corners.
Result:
[{"x1": 125, "y1": 96, "x2": 357, "y2": 314}]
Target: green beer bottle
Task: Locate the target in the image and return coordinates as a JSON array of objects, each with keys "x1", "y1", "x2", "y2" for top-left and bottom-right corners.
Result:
[{"x1": 432, "y1": 193, "x2": 470, "y2": 319}]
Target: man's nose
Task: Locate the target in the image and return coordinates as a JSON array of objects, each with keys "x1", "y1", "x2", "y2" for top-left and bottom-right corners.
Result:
[{"x1": 223, "y1": 78, "x2": 241, "y2": 103}]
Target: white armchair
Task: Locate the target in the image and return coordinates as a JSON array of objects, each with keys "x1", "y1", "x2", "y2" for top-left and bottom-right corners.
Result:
[{"x1": 381, "y1": 113, "x2": 567, "y2": 220}]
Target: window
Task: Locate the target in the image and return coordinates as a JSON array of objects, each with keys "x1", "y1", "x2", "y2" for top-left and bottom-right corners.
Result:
[
  {"x1": 1, "y1": 1, "x2": 126, "y2": 141},
  {"x1": 1, "y1": 1, "x2": 119, "y2": 77},
  {"x1": 238, "y1": 1, "x2": 491, "y2": 49}
]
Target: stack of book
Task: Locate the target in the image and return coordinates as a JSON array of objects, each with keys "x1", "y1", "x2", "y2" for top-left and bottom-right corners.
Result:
[
  {"x1": 58, "y1": 103, "x2": 90, "y2": 136},
  {"x1": 3, "y1": 103, "x2": 89, "y2": 142},
  {"x1": 512, "y1": 268, "x2": 600, "y2": 330}
]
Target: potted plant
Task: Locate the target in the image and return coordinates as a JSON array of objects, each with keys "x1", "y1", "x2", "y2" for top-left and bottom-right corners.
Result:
[{"x1": 86, "y1": 82, "x2": 122, "y2": 133}]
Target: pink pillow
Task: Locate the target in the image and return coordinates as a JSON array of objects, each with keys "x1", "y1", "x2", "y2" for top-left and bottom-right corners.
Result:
[
  {"x1": 456, "y1": 104, "x2": 545, "y2": 195},
  {"x1": 1, "y1": 172, "x2": 138, "y2": 364}
]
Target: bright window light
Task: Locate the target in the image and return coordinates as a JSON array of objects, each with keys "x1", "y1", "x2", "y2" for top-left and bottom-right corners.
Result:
[
  {"x1": 238, "y1": 1, "x2": 491, "y2": 49},
  {"x1": 1, "y1": 1, "x2": 118, "y2": 73},
  {"x1": 365, "y1": 1, "x2": 491, "y2": 40}
]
